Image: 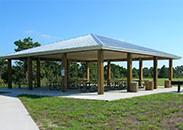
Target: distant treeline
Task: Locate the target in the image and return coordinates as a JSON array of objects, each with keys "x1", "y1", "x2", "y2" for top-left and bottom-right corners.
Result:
[{"x1": 0, "y1": 37, "x2": 183, "y2": 86}]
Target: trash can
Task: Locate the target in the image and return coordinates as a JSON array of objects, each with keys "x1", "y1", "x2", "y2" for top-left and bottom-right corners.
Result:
[
  {"x1": 130, "y1": 82, "x2": 138, "y2": 92},
  {"x1": 164, "y1": 80, "x2": 172, "y2": 88},
  {"x1": 145, "y1": 81, "x2": 154, "y2": 90}
]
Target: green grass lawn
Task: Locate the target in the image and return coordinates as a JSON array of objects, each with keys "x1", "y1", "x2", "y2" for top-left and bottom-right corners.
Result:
[
  {"x1": 144, "y1": 78, "x2": 168, "y2": 86},
  {"x1": 19, "y1": 93, "x2": 183, "y2": 130},
  {"x1": 135, "y1": 78, "x2": 183, "y2": 86}
]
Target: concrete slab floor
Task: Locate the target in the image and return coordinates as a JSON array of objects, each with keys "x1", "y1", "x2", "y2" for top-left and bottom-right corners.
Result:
[{"x1": 0, "y1": 86, "x2": 182, "y2": 101}]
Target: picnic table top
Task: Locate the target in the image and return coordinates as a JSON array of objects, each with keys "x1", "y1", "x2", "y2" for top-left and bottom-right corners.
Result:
[{"x1": 171, "y1": 80, "x2": 183, "y2": 85}]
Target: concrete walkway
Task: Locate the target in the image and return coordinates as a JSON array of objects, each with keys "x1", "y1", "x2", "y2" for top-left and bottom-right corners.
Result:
[
  {"x1": 0, "y1": 94, "x2": 39, "y2": 130},
  {"x1": 62, "y1": 87, "x2": 182, "y2": 101},
  {"x1": 0, "y1": 86, "x2": 182, "y2": 101}
]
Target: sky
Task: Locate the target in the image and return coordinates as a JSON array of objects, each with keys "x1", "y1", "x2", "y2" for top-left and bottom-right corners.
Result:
[{"x1": 0, "y1": 0, "x2": 183, "y2": 68}]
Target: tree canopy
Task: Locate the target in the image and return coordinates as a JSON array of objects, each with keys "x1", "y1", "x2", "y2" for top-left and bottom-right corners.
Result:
[{"x1": 14, "y1": 37, "x2": 40, "y2": 52}]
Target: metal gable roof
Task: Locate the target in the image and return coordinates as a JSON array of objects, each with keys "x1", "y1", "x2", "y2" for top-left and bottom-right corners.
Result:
[
  {"x1": 1, "y1": 34, "x2": 181, "y2": 59},
  {"x1": 2, "y1": 34, "x2": 101, "y2": 59},
  {"x1": 94, "y1": 34, "x2": 180, "y2": 59}
]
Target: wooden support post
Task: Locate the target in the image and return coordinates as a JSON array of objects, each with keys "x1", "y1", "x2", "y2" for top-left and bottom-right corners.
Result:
[
  {"x1": 24, "y1": 59, "x2": 27, "y2": 75},
  {"x1": 107, "y1": 61, "x2": 111, "y2": 82},
  {"x1": 153, "y1": 57, "x2": 158, "y2": 89},
  {"x1": 127, "y1": 53, "x2": 132, "y2": 92},
  {"x1": 139, "y1": 60, "x2": 143, "y2": 86},
  {"x1": 86, "y1": 62, "x2": 90, "y2": 81},
  {"x1": 27, "y1": 57, "x2": 33, "y2": 90},
  {"x1": 36, "y1": 58, "x2": 41, "y2": 88},
  {"x1": 97, "y1": 50, "x2": 104, "y2": 95},
  {"x1": 63, "y1": 53, "x2": 68, "y2": 91},
  {"x1": 67, "y1": 60, "x2": 70, "y2": 87},
  {"x1": 169, "y1": 59, "x2": 173, "y2": 81},
  {"x1": 8, "y1": 59, "x2": 12, "y2": 89}
]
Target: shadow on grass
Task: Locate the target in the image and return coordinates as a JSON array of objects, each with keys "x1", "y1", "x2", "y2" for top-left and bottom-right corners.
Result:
[
  {"x1": 0, "y1": 91, "x2": 9, "y2": 94},
  {"x1": 18, "y1": 94, "x2": 49, "y2": 99}
]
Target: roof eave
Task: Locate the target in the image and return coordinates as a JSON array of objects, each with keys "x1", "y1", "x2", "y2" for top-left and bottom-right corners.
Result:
[
  {"x1": 0, "y1": 45, "x2": 102, "y2": 59},
  {"x1": 101, "y1": 46, "x2": 181, "y2": 60}
]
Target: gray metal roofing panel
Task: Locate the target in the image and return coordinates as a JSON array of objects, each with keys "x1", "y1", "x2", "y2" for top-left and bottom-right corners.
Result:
[
  {"x1": 95, "y1": 34, "x2": 180, "y2": 59},
  {"x1": 3, "y1": 34, "x2": 100, "y2": 58},
  {"x1": 1, "y1": 33, "x2": 181, "y2": 59}
]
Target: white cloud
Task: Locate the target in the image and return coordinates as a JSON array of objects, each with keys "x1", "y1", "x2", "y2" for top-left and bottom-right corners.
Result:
[{"x1": 24, "y1": 30, "x2": 60, "y2": 40}]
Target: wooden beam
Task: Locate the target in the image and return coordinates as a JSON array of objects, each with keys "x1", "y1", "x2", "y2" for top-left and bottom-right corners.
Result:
[
  {"x1": 97, "y1": 50, "x2": 104, "y2": 95},
  {"x1": 169, "y1": 59, "x2": 173, "y2": 81},
  {"x1": 107, "y1": 61, "x2": 111, "y2": 82},
  {"x1": 10, "y1": 54, "x2": 169, "y2": 63},
  {"x1": 8, "y1": 59, "x2": 12, "y2": 89},
  {"x1": 27, "y1": 57, "x2": 33, "y2": 90},
  {"x1": 68, "y1": 57, "x2": 170, "y2": 63},
  {"x1": 86, "y1": 62, "x2": 90, "y2": 81},
  {"x1": 127, "y1": 53, "x2": 132, "y2": 92},
  {"x1": 63, "y1": 53, "x2": 68, "y2": 91},
  {"x1": 8, "y1": 48, "x2": 165, "y2": 61},
  {"x1": 153, "y1": 57, "x2": 158, "y2": 89},
  {"x1": 38, "y1": 57, "x2": 62, "y2": 62},
  {"x1": 36, "y1": 58, "x2": 41, "y2": 88},
  {"x1": 139, "y1": 60, "x2": 143, "y2": 86}
]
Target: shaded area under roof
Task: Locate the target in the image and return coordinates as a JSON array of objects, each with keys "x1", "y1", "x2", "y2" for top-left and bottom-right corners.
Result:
[{"x1": 1, "y1": 34, "x2": 181, "y2": 60}]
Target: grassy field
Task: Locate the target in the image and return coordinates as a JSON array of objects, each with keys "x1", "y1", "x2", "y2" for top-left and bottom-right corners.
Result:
[
  {"x1": 19, "y1": 93, "x2": 183, "y2": 130},
  {"x1": 143, "y1": 78, "x2": 168, "y2": 86},
  {"x1": 136, "y1": 78, "x2": 183, "y2": 86}
]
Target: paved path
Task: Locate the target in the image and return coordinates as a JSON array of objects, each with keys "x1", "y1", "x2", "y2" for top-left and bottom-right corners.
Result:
[
  {"x1": 0, "y1": 94, "x2": 39, "y2": 130},
  {"x1": 60, "y1": 87, "x2": 182, "y2": 101}
]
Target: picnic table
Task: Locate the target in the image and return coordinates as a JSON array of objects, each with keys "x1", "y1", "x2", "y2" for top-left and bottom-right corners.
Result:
[
  {"x1": 133, "y1": 79, "x2": 145, "y2": 88},
  {"x1": 79, "y1": 80, "x2": 97, "y2": 92},
  {"x1": 171, "y1": 81, "x2": 183, "y2": 93},
  {"x1": 79, "y1": 80, "x2": 127, "y2": 92}
]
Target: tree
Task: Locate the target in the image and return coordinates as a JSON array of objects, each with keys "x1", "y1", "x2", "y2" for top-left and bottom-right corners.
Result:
[
  {"x1": 89, "y1": 63, "x2": 97, "y2": 81},
  {"x1": 110, "y1": 64, "x2": 122, "y2": 79},
  {"x1": 174, "y1": 65, "x2": 183, "y2": 78},
  {"x1": 143, "y1": 67, "x2": 149, "y2": 78},
  {"x1": 12, "y1": 64, "x2": 25, "y2": 88},
  {"x1": 0, "y1": 59, "x2": 6, "y2": 79},
  {"x1": 42, "y1": 61, "x2": 61, "y2": 84},
  {"x1": 68, "y1": 62, "x2": 80, "y2": 81},
  {"x1": 13, "y1": 37, "x2": 41, "y2": 87},
  {"x1": 158, "y1": 65, "x2": 168, "y2": 78},
  {"x1": 14, "y1": 37, "x2": 41, "y2": 77},
  {"x1": 133, "y1": 68, "x2": 139, "y2": 78},
  {"x1": 14, "y1": 37, "x2": 40, "y2": 52},
  {"x1": 0, "y1": 59, "x2": 8, "y2": 83}
]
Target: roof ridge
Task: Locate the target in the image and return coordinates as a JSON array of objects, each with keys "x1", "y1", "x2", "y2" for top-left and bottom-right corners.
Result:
[
  {"x1": 9, "y1": 34, "x2": 95, "y2": 54},
  {"x1": 90, "y1": 33, "x2": 104, "y2": 47}
]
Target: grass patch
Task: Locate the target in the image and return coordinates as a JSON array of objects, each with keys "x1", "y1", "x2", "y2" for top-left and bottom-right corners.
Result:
[
  {"x1": 19, "y1": 93, "x2": 183, "y2": 130},
  {"x1": 137, "y1": 78, "x2": 183, "y2": 86}
]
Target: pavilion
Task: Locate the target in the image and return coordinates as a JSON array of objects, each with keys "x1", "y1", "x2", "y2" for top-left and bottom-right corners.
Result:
[{"x1": 1, "y1": 34, "x2": 181, "y2": 95}]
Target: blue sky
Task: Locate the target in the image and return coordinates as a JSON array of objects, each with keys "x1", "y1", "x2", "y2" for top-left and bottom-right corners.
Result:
[{"x1": 0, "y1": 0, "x2": 182, "y2": 68}]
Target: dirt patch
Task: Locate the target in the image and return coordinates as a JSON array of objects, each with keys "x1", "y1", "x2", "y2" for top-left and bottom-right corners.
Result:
[{"x1": 161, "y1": 109, "x2": 183, "y2": 130}]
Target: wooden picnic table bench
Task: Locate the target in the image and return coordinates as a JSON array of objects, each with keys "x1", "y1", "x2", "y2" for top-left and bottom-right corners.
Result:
[
  {"x1": 171, "y1": 81, "x2": 183, "y2": 93},
  {"x1": 79, "y1": 80, "x2": 97, "y2": 92}
]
